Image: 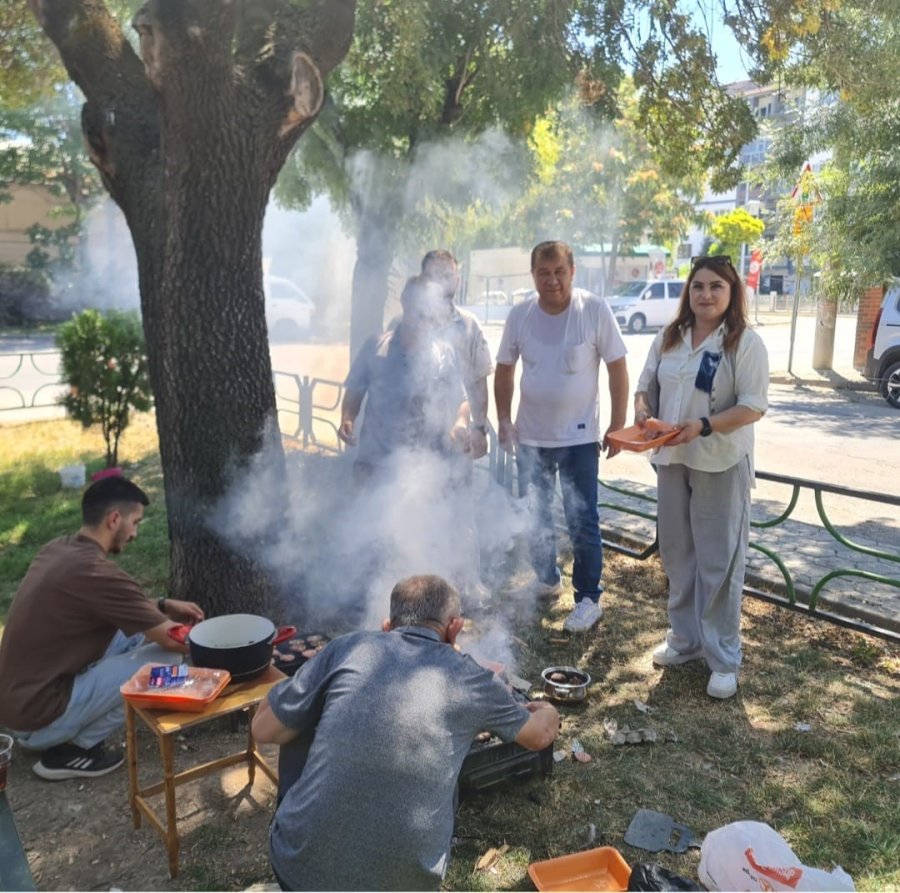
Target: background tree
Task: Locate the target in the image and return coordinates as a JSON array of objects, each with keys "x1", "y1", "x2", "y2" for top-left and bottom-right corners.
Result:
[
  {"x1": 509, "y1": 79, "x2": 707, "y2": 291},
  {"x1": 0, "y1": 0, "x2": 66, "y2": 107},
  {"x1": 708, "y1": 207, "x2": 766, "y2": 263},
  {"x1": 278, "y1": 0, "x2": 759, "y2": 358},
  {"x1": 28, "y1": 0, "x2": 356, "y2": 616},
  {"x1": 756, "y1": 0, "x2": 900, "y2": 287},
  {"x1": 0, "y1": 87, "x2": 103, "y2": 274}
]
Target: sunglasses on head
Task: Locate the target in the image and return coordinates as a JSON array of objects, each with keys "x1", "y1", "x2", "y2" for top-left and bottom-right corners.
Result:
[{"x1": 691, "y1": 254, "x2": 735, "y2": 269}]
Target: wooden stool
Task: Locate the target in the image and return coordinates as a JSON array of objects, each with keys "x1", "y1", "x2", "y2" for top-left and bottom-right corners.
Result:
[{"x1": 124, "y1": 665, "x2": 286, "y2": 878}]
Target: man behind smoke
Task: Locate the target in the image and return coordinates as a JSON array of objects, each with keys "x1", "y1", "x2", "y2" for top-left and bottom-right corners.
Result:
[
  {"x1": 338, "y1": 276, "x2": 484, "y2": 610},
  {"x1": 420, "y1": 249, "x2": 493, "y2": 461}
]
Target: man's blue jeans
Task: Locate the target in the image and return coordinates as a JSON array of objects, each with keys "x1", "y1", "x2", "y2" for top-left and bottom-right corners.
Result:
[{"x1": 516, "y1": 442, "x2": 603, "y2": 602}]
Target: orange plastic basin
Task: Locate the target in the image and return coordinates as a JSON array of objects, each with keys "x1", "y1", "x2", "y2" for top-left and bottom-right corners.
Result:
[
  {"x1": 527, "y1": 846, "x2": 631, "y2": 892},
  {"x1": 606, "y1": 423, "x2": 681, "y2": 452}
]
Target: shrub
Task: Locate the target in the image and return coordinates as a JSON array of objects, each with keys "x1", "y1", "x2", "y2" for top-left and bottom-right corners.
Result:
[{"x1": 56, "y1": 309, "x2": 153, "y2": 468}]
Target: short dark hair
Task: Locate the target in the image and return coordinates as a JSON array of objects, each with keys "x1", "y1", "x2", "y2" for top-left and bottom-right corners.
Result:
[
  {"x1": 390, "y1": 575, "x2": 461, "y2": 628},
  {"x1": 421, "y1": 249, "x2": 457, "y2": 272},
  {"x1": 531, "y1": 240, "x2": 574, "y2": 271},
  {"x1": 82, "y1": 477, "x2": 150, "y2": 527}
]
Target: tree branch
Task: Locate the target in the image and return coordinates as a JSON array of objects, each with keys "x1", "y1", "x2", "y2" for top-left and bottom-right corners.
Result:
[{"x1": 29, "y1": 0, "x2": 148, "y2": 104}]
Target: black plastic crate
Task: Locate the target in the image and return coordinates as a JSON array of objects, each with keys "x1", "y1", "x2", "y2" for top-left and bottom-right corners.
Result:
[{"x1": 458, "y1": 738, "x2": 554, "y2": 794}]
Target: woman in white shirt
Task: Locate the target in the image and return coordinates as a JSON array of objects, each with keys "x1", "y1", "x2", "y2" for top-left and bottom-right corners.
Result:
[{"x1": 633, "y1": 256, "x2": 769, "y2": 699}]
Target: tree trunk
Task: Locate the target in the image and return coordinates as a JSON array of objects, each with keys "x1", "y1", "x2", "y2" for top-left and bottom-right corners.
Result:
[
  {"x1": 349, "y1": 205, "x2": 399, "y2": 361},
  {"x1": 812, "y1": 294, "x2": 837, "y2": 371},
  {"x1": 35, "y1": 0, "x2": 355, "y2": 618}
]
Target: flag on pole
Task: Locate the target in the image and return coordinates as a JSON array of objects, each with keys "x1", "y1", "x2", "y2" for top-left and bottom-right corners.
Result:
[{"x1": 746, "y1": 248, "x2": 763, "y2": 290}]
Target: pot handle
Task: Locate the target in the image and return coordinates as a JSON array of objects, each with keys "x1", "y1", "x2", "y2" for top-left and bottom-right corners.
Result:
[
  {"x1": 273, "y1": 625, "x2": 298, "y2": 645},
  {"x1": 167, "y1": 624, "x2": 192, "y2": 645}
]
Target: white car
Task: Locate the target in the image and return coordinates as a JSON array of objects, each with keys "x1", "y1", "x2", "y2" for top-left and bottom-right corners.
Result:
[
  {"x1": 607, "y1": 279, "x2": 686, "y2": 333},
  {"x1": 264, "y1": 276, "x2": 315, "y2": 341},
  {"x1": 462, "y1": 290, "x2": 512, "y2": 324},
  {"x1": 860, "y1": 282, "x2": 900, "y2": 408}
]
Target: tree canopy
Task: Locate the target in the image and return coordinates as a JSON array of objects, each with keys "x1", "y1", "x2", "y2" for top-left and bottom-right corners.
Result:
[{"x1": 277, "y1": 0, "x2": 760, "y2": 355}]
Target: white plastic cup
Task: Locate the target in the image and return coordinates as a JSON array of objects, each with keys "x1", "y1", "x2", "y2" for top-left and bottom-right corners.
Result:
[{"x1": 58, "y1": 464, "x2": 86, "y2": 488}]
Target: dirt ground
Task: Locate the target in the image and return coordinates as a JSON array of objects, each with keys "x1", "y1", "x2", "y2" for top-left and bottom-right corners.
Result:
[{"x1": 8, "y1": 715, "x2": 281, "y2": 891}]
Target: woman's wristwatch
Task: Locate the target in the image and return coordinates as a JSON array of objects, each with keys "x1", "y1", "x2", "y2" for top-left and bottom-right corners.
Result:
[
  {"x1": 699, "y1": 416, "x2": 713, "y2": 437},
  {"x1": 157, "y1": 597, "x2": 168, "y2": 614}
]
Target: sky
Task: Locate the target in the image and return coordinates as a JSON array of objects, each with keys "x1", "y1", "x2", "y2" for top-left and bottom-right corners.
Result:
[{"x1": 700, "y1": 4, "x2": 753, "y2": 84}]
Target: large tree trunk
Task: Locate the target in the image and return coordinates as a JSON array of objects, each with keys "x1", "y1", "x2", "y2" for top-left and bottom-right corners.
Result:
[{"x1": 34, "y1": 0, "x2": 355, "y2": 617}]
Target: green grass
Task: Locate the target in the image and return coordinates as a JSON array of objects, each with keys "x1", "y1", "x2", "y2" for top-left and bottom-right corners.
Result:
[
  {"x1": 0, "y1": 412, "x2": 169, "y2": 622},
  {"x1": 443, "y1": 551, "x2": 900, "y2": 892},
  {"x1": 1, "y1": 417, "x2": 898, "y2": 890}
]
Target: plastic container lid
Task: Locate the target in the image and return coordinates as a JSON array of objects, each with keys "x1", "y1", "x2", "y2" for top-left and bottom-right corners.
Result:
[{"x1": 527, "y1": 846, "x2": 631, "y2": 891}]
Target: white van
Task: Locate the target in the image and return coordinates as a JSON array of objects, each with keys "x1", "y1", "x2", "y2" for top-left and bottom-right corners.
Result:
[
  {"x1": 607, "y1": 279, "x2": 686, "y2": 333},
  {"x1": 860, "y1": 283, "x2": 900, "y2": 408}
]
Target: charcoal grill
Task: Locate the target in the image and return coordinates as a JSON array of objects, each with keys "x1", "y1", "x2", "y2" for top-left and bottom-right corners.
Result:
[
  {"x1": 458, "y1": 735, "x2": 554, "y2": 794},
  {"x1": 272, "y1": 631, "x2": 332, "y2": 676}
]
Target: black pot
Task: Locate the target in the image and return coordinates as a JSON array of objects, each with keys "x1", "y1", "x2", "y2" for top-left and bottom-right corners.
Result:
[{"x1": 183, "y1": 614, "x2": 296, "y2": 682}]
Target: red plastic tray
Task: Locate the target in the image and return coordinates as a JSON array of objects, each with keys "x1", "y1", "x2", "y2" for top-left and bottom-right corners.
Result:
[
  {"x1": 607, "y1": 422, "x2": 681, "y2": 452},
  {"x1": 528, "y1": 846, "x2": 631, "y2": 891},
  {"x1": 121, "y1": 663, "x2": 231, "y2": 712}
]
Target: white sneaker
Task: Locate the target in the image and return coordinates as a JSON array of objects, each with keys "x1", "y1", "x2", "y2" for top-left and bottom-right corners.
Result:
[
  {"x1": 652, "y1": 642, "x2": 703, "y2": 668},
  {"x1": 707, "y1": 672, "x2": 738, "y2": 699},
  {"x1": 563, "y1": 600, "x2": 602, "y2": 632},
  {"x1": 508, "y1": 578, "x2": 563, "y2": 601}
]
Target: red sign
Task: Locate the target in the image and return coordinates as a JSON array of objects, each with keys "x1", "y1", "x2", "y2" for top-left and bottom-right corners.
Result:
[{"x1": 746, "y1": 249, "x2": 763, "y2": 290}]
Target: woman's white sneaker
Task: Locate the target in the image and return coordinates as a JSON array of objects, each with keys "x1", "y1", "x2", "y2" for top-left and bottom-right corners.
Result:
[
  {"x1": 651, "y1": 643, "x2": 702, "y2": 667},
  {"x1": 707, "y1": 672, "x2": 738, "y2": 699}
]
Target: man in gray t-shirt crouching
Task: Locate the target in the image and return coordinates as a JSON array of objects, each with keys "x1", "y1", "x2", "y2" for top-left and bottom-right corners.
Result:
[{"x1": 252, "y1": 574, "x2": 560, "y2": 891}]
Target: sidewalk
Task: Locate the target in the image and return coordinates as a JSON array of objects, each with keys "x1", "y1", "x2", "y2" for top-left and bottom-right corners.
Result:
[{"x1": 751, "y1": 311, "x2": 876, "y2": 392}]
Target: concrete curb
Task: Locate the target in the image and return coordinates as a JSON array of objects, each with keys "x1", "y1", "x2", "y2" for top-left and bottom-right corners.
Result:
[{"x1": 769, "y1": 373, "x2": 876, "y2": 392}]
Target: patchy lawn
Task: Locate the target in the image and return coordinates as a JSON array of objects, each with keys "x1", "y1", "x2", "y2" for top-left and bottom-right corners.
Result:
[{"x1": 1, "y1": 420, "x2": 897, "y2": 890}]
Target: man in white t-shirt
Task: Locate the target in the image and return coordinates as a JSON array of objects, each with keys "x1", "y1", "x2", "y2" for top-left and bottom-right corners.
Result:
[{"x1": 494, "y1": 241, "x2": 628, "y2": 632}]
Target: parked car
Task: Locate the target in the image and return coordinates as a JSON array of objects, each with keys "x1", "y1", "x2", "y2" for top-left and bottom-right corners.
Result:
[
  {"x1": 264, "y1": 276, "x2": 315, "y2": 341},
  {"x1": 510, "y1": 288, "x2": 537, "y2": 304},
  {"x1": 463, "y1": 290, "x2": 512, "y2": 323},
  {"x1": 607, "y1": 279, "x2": 686, "y2": 333},
  {"x1": 860, "y1": 283, "x2": 900, "y2": 408}
]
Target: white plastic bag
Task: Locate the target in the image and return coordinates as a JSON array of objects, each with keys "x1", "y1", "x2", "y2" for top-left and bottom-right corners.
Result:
[{"x1": 699, "y1": 821, "x2": 855, "y2": 892}]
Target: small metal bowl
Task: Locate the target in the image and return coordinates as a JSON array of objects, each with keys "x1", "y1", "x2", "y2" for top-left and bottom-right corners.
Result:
[{"x1": 541, "y1": 665, "x2": 591, "y2": 702}]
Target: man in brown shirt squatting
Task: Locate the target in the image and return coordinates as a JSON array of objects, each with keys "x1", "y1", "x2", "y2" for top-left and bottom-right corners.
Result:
[{"x1": 0, "y1": 476, "x2": 203, "y2": 780}]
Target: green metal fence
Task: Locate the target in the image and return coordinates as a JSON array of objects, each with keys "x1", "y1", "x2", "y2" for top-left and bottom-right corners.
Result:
[{"x1": 598, "y1": 471, "x2": 900, "y2": 643}]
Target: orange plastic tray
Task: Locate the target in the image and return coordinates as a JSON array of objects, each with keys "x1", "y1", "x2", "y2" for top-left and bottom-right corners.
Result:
[
  {"x1": 527, "y1": 846, "x2": 631, "y2": 891},
  {"x1": 607, "y1": 423, "x2": 681, "y2": 452},
  {"x1": 121, "y1": 663, "x2": 231, "y2": 712}
]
